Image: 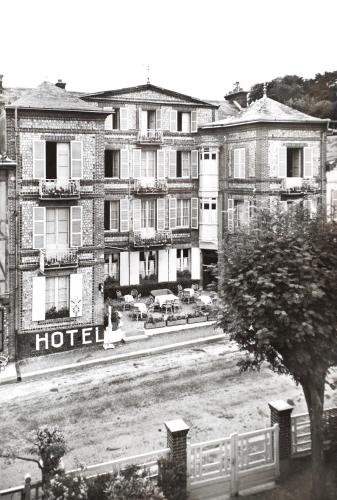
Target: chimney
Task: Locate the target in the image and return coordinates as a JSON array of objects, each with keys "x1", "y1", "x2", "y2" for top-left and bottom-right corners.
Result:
[
  {"x1": 55, "y1": 79, "x2": 66, "y2": 90},
  {"x1": 225, "y1": 82, "x2": 248, "y2": 108}
]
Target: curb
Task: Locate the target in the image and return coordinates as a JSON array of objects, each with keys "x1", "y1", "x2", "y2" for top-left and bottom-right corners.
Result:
[{"x1": 13, "y1": 334, "x2": 229, "y2": 383}]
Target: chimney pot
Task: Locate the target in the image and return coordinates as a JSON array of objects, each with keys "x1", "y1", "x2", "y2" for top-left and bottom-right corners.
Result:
[
  {"x1": 55, "y1": 79, "x2": 66, "y2": 90},
  {"x1": 225, "y1": 83, "x2": 248, "y2": 108}
]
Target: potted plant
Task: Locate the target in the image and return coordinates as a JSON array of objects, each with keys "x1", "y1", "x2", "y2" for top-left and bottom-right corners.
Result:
[
  {"x1": 145, "y1": 315, "x2": 166, "y2": 330},
  {"x1": 166, "y1": 314, "x2": 187, "y2": 327},
  {"x1": 187, "y1": 310, "x2": 206, "y2": 324}
]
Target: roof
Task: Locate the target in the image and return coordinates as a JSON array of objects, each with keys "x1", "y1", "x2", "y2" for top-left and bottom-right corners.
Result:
[
  {"x1": 5, "y1": 81, "x2": 107, "y2": 113},
  {"x1": 207, "y1": 99, "x2": 240, "y2": 119},
  {"x1": 201, "y1": 96, "x2": 329, "y2": 129},
  {"x1": 82, "y1": 82, "x2": 218, "y2": 108}
]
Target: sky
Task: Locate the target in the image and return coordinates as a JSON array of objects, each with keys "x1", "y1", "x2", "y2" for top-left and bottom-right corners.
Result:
[{"x1": 1, "y1": 0, "x2": 336, "y2": 100}]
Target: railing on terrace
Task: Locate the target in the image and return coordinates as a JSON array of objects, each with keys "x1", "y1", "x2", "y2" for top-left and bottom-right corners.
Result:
[
  {"x1": 39, "y1": 179, "x2": 80, "y2": 199},
  {"x1": 291, "y1": 407, "x2": 337, "y2": 456},
  {"x1": 40, "y1": 248, "x2": 78, "y2": 272},
  {"x1": 130, "y1": 230, "x2": 172, "y2": 248},
  {"x1": 0, "y1": 481, "x2": 43, "y2": 499},
  {"x1": 137, "y1": 129, "x2": 163, "y2": 144},
  {"x1": 133, "y1": 178, "x2": 168, "y2": 194},
  {"x1": 280, "y1": 177, "x2": 319, "y2": 193}
]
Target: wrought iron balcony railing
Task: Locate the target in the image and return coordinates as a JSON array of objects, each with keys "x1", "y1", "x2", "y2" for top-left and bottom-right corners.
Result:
[
  {"x1": 39, "y1": 179, "x2": 80, "y2": 199},
  {"x1": 133, "y1": 178, "x2": 168, "y2": 194},
  {"x1": 130, "y1": 230, "x2": 172, "y2": 248},
  {"x1": 280, "y1": 177, "x2": 319, "y2": 193},
  {"x1": 40, "y1": 248, "x2": 78, "y2": 272},
  {"x1": 137, "y1": 129, "x2": 163, "y2": 144}
]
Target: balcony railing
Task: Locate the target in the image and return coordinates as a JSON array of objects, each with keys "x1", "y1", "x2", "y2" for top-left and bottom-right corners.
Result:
[
  {"x1": 280, "y1": 177, "x2": 319, "y2": 193},
  {"x1": 130, "y1": 230, "x2": 172, "y2": 248},
  {"x1": 39, "y1": 179, "x2": 80, "y2": 199},
  {"x1": 137, "y1": 129, "x2": 163, "y2": 144},
  {"x1": 40, "y1": 248, "x2": 78, "y2": 272},
  {"x1": 133, "y1": 178, "x2": 168, "y2": 195}
]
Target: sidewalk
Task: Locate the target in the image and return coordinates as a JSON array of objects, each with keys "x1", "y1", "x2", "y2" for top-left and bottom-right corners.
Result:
[{"x1": 1, "y1": 325, "x2": 231, "y2": 385}]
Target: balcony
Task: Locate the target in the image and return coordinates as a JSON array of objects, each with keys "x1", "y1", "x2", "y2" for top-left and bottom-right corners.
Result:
[
  {"x1": 130, "y1": 230, "x2": 172, "y2": 248},
  {"x1": 133, "y1": 178, "x2": 168, "y2": 195},
  {"x1": 280, "y1": 177, "x2": 319, "y2": 194},
  {"x1": 39, "y1": 179, "x2": 80, "y2": 200},
  {"x1": 137, "y1": 129, "x2": 163, "y2": 144},
  {"x1": 40, "y1": 248, "x2": 78, "y2": 272}
]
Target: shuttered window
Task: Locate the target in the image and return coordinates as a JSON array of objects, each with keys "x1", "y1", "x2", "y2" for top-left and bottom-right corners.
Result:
[
  {"x1": 169, "y1": 150, "x2": 177, "y2": 178},
  {"x1": 169, "y1": 198, "x2": 177, "y2": 229},
  {"x1": 71, "y1": 141, "x2": 82, "y2": 179},
  {"x1": 133, "y1": 149, "x2": 142, "y2": 179},
  {"x1": 33, "y1": 207, "x2": 46, "y2": 249},
  {"x1": 191, "y1": 198, "x2": 199, "y2": 229},
  {"x1": 170, "y1": 110, "x2": 178, "y2": 132},
  {"x1": 191, "y1": 150, "x2": 199, "y2": 179},
  {"x1": 277, "y1": 147, "x2": 287, "y2": 178},
  {"x1": 120, "y1": 198, "x2": 129, "y2": 232},
  {"x1": 33, "y1": 141, "x2": 46, "y2": 179},
  {"x1": 70, "y1": 206, "x2": 82, "y2": 247},
  {"x1": 234, "y1": 148, "x2": 245, "y2": 178},
  {"x1": 157, "y1": 150, "x2": 166, "y2": 179},
  {"x1": 157, "y1": 198, "x2": 165, "y2": 230},
  {"x1": 156, "y1": 109, "x2": 162, "y2": 130},
  {"x1": 120, "y1": 149, "x2": 130, "y2": 179},
  {"x1": 177, "y1": 199, "x2": 190, "y2": 228},
  {"x1": 191, "y1": 111, "x2": 197, "y2": 133},
  {"x1": 303, "y1": 147, "x2": 314, "y2": 178}
]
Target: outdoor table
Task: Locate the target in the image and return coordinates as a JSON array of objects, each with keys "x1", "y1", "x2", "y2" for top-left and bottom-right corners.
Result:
[
  {"x1": 124, "y1": 294, "x2": 134, "y2": 303},
  {"x1": 198, "y1": 295, "x2": 213, "y2": 305},
  {"x1": 184, "y1": 288, "x2": 195, "y2": 297},
  {"x1": 133, "y1": 302, "x2": 147, "y2": 320},
  {"x1": 154, "y1": 293, "x2": 178, "y2": 308},
  {"x1": 151, "y1": 289, "x2": 174, "y2": 297}
]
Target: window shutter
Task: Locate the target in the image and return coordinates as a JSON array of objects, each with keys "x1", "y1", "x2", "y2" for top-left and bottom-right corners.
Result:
[
  {"x1": 120, "y1": 107, "x2": 128, "y2": 130},
  {"x1": 168, "y1": 248, "x2": 177, "y2": 282},
  {"x1": 277, "y1": 146, "x2": 287, "y2": 178},
  {"x1": 120, "y1": 149, "x2": 130, "y2": 179},
  {"x1": 191, "y1": 150, "x2": 199, "y2": 179},
  {"x1": 279, "y1": 201, "x2": 288, "y2": 213},
  {"x1": 120, "y1": 252, "x2": 130, "y2": 286},
  {"x1": 129, "y1": 252, "x2": 140, "y2": 285},
  {"x1": 191, "y1": 198, "x2": 199, "y2": 229},
  {"x1": 133, "y1": 149, "x2": 141, "y2": 179},
  {"x1": 234, "y1": 149, "x2": 240, "y2": 178},
  {"x1": 70, "y1": 273, "x2": 83, "y2": 318},
  {"x1": 32, "y1": 276, "x2": 46, "y2": 321},
  {"x1": 304, "y1": 147, "x2": 314, "y2": 178},
  {"x1": 239, "y1": 149, "x2": 246, "y2": 178},
  {"x1": 33, "y1": 140, "x2": 46, "y2": 179},
  {"x1": 169, "y1": 150, "x2": 176, "y2": 178},
  {"x1": 104, "y1": 114, "x2": 113, "y2": 130},
  {"x1": 170, "y1": 110, "x2": 177, "y2": 132},
  {"x1": 138, "y1": 107, "x2": 143, "y2": 131},
  {"x1": 157, "y1": 198, "x2": 165, "y2": 230},
  {"x1": 169, "y1": 198, "x2": 177, "y2": 229},
  {"x1": 191, "y1": 111, "x2": 197, "y2": 133},
  {"x1": 33, "y1": 207, "x2": 46, "y2": 249},
  {"x1": 133, "y1": 198, "x2": 141, "y2": 231},
  {"x1": 157, "y1": 150, "x2": 166, "y2": 179},
  {"x1": 156, "y1": 109, "x2": 162, "y2": 130},
  {"x1": 191, "y1": 247, "x2": 201, "y2": 280},
  {"x1": 158, "y1": 249, "x2": 169, "y2": 282},
  {"x1": 70, "y1": 206, "x2": 82, "y2": 247},
  {"x1": 120, "y1": 198, "x2": 129, "y2": 232},
  {"x1": 71, "y1": 141, "x2": 83, "y2": 179},
  {"x1": 227, "y1": 199, "x2": 234, "y2": 233}
]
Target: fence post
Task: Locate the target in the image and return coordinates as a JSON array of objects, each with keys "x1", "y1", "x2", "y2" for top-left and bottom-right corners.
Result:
[
  {"x1": 23, "y1": 473, "x2": 31, "y2": 500},
  {"x1": 268, "y1": 400, "x2": 293, "y2": 479},
  {"x1": 230, "y1": 433, "x2": 239, "y2": 497},
  {"x1": 164, "y1": 419, "x2": 190, "y2": 493}
]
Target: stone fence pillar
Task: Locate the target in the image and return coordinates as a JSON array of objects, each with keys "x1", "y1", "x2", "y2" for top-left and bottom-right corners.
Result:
[
  {"x1": 268, "y1": 400, "x2": 293, "y2": 477},
  {"x1": 23, "y1": 473, "x2": 31, "y2": 500},
  {"x1": 164, "y1": 419, "x2": 190, "y2": 490}
]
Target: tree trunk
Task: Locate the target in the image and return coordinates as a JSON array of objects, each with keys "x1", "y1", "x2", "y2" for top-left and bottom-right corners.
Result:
[{"x1": 302, "y1": 376, "x2": 326, "y2": 500}]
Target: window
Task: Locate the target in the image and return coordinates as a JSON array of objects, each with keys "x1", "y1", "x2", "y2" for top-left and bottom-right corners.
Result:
[
  {"x1": 177, "y1": 249, "x2": 190, "y2": 272},
  {"x1": 141, "y1": 200, "x2": 156, "y2": 229},
  {"x1": 105, "y1": 150, "x2": 120, "y2": 178},
  {"x1": 46, "y1": 142, "x2": 70, "y2": 179},
  {"x1": 176, "y1": 151, "x2": 191, "y2": 178},
  {"x1": 0, "y1": 310, "x2": 3, "y2": 352},
  {"x1": 141, "y1": 110, "x2": 156, "y2": 130},
  {"x1": 177, "y1": 199, "x2": 190, "y2": 228},
  {"x1": 45, "y1": 276, "x2": 69, "y2": 318},
  {"x1": 140, "y1": 251, "x2": 157, "y2": 280},
  {"x1": 287, "y1": 148, "x2": 303, "y2": 177},
  {"x1": 105, "y1": 109, "x2": 119, "y2": 130},
  {"x1": 141, "y1": 151, "x2": 156, "y2": 177},
  {"x1": 104, "y1": 201, "x2": 119, "y2": 231},
  {"x1": 46, "y1": 208, "x2": 69, "y2": 250},
  {"x1": 200, "y1": 198, "x2": 217, "y2": 224},
  {"x1": 33, "y1": 140, "x2": 82, "y2": 179},
  {"x1": 234, "y1": 200, "x2": 247, "y2": 228},
  {"x1": 178, "y1": 112, "x2": 191, "y2": 132},
  {"x1": 104, "y1": 253, "x2": 119, "y2": 281},
  {"x1": 233, "y1": 148, "x2": 245, "y2": 178}
]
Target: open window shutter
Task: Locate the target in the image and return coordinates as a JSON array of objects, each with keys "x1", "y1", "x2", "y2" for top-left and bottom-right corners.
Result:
[
  {"x1": 239, "y1": 149, "x2": 246, "y2": 178},
  {"x1": 33, "y1": 140, "x2": 46, "y2": 179},
  {"x1": 129, "y1": 252, "x2": 140, "y2": 285},
  {"x1": 157, "y1": 150, "x2": 166, "y2": 179},
  {"x1": 133, "y1": 198, "x2": 141, "y2": 231},
  {"x1": 277, "y1": 146, "x2": 287, "y2": 178},
  {"x1": 191, "y1": 247, "x2": 201, "y2": 280},
  {"x1": 104, "y1": 114, "x2": 113, "y2": 131},
  {"x1": 234, "y1": 149, "x2": 240, "y2": 178},
  {"x1": 169, "y1": 198, "x2": 177, "y2": 229},
  {"x1": 32, "y1": 276, "x2": 46, "y2": 321},
  {"x1": 120, "y1": 252, "x2": 130, "y2": 286},
  {"x1": 157, "y1": 198, "x2": 165, "y2": 230},
  {"x1": 191, "y1": 150, "x2": 199, "y2": 179},
  {"x1": 304, "y1": 147, "x2": 314, "y2": 178},
  {"x1": 133, "y1": 149, "x2": 141, "y2": 179},
  {"x1": 170, "y1": 110, "x2": 177, "y2": 132},
  {"x1": 120, "y1": 149, "x2": 129, "y2": 179},
  {"x1": 70, "y1": 273, "x2": 83, "y2": 318},
  {"x1": 33, "y1": 207, "x2": 46, "y2": 249},
  {"x1": 227, "y1": 199, "x2": 234, "y2": 233},
  {"x1": 120, "y1": 108, "x2": 128, "y2": 130},
  {"x1": 138, "y1": 108, "x2": 142, "y2": 130},
  {"x1": 191, "y1": 111, "x2": 197, "y2": 133},
  {"x1": 169, "y1": 150, "x2": 176, "y2": 178},
  {"x1": 156, "y1": 109, "x2": 162, "y2": 130},
  {"x1": 70, "y1": 206, "x2": 82, "y2": 247},
  {"x1": 158, "y1": 249, "x2": 169, "y2": 282},
  {"x1": 71, "y1": 141, "x2": 83, "y2": 179},
  {"x1": 120, "y1": 198, "x2": 129, "y2": 232},
  {"x1": 191, "y1": 198, "x2": 199, "y2": 229},
  {"x1": 168, "y1": 248, "x2": 177, "y2": 282}
]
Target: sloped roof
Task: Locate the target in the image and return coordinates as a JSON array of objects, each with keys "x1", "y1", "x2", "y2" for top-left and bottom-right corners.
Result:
[
  {"x1": 5, "y1": 81, "x2": 106, "y2": 113},
  {"x1": 201, "y1": 96, "x2": 329, "y2": 128},
  {"x1": 207, "y1": 99, "x2": 240, "y2": 120},
  {"x1": 82, "y1": 82, "x2": 218, "y2": 108}
]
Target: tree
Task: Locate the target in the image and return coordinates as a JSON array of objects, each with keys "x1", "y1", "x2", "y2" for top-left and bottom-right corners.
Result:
[{"x1": 218, "y1": 206, "x2": 337, "y2": 500}]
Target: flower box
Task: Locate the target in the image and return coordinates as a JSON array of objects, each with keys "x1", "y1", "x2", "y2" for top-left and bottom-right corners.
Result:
[
  {"x1": 207, "y1": 313, "x2": 217, "y2": 321},
  {"x1": 166, "y1": 318, "x2": 187, "y2": 327},
  {"x1": 187, "y1": 316, "x2": 205, "y2": 324},
  {"x1": 144, "y1": 321, "x2": 166, "y2": 330}
]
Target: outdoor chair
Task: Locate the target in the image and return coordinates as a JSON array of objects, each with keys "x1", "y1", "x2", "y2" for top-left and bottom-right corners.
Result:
[
  {"x1": 162, "y1": 300, "x2": 174, "y2": 314},
  {"x1": 172, "y1": 299, "x2": 182, "y2": 313}
]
